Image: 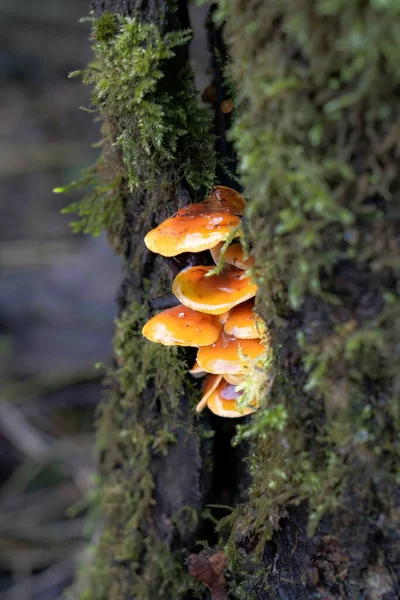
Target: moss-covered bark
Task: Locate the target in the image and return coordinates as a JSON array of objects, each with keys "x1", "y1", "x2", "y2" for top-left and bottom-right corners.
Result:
[
  {"x1": 69, "y1": 0, "x2": 399, "y2": 599},
  {"x1": 216, "y1": 1, "x2": 399, "y2": 598},
  {"x1": 68, "y1": 2, "x2": 216, "y2": 599}
]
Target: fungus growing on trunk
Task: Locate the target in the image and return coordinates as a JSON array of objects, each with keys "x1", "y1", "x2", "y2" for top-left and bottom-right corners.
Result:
[
  {"x1": 172, "y1": 266, "x2": 257, "y2": 315},
  {"x1": 223, "y1": 300, "x2": 265, "y2": 339},
  {"x1": 223, "y1": 374, "x2": 243, "y2": 385},
  {"x1": 196, "y1": 373, "x2": 223, "y2": 413},
  {"x1": 144, "y1": 186, "x2": 245, "y2": 257},
  {"x1": 142, "y1": 186, "x2": 267, "y2": 419},
  {"x1": 205, "y1": 185, "x2": 246, "y2": 214},
  {"x1": 210, "y1": 242, "x2": 254, "y2": 271},
  {"x1": 142, "y1": 304, "x2": 222, "y2": 346},
  {"x1": 189, "y1": 361, "x2": 206, "y2": 378},
  {"x1": 196, "y1": 331, "x2": 265, "y2": 374},
  {"x1": 206, "y1": 379, "x2": 257, "y2": 418}
]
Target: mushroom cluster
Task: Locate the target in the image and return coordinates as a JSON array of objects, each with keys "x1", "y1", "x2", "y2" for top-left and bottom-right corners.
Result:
[{"x1": 142, "y1": 186, "x2": 266, "y2": 418}]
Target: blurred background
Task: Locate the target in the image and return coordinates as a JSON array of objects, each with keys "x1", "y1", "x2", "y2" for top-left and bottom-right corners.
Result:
[{"x1": 0, "y1": 0, "x2": 121, "y2": 597}]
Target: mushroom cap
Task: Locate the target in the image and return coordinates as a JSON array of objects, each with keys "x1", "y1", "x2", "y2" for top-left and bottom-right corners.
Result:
[
  {"x1": 223, "y1": 374, "x2": 244, "y2": 385},
  {"x1": 206, "y1": 186, "x2": 246, "y2": 214},
  {"x1": 210, "y1": 242, "x2": 255, "y2": 271},
  {"x1": 197, "y1": 331, "x2": 266, "y2": 374},
  {"x1": 172, "y1": 266, "x2": 257, "y2": 315},
  {"x1": 223, "y1": 300, "x2": 266, "y2": 339},
  {"x1": 144, "y1": 186, "x2": 245, "y2": 257},
  {"x1": 142, "y1": 304, "x2": 222, "y2": 347},
  {"x1": 207, "y1": 379, "x2": 257, "y2": 418},
  {"x1": 218, "y1": 311, "x2": 230, "y2": 325},
  {"x1": 196, "y1": 374, "x2": 223, "y2": 412},
  {"x1": 189, "y1": 361, "x2": 206, "y2": 378}
]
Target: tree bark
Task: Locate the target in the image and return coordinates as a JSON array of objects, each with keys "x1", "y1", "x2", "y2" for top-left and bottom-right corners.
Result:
[
  {"x1": 219, "y1": 2, "x2": 400, "y2": 599},
  {"x1": 82, "y1": 1, "x2": 214, "y2": 598},
  {"x1": 79, "y1": 1, "x2": 400, "y2": 599}
]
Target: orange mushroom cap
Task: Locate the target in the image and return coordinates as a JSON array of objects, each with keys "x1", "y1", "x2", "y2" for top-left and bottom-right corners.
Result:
[
  {"x1": 189, "y1": 361, "x2": 206, "y2": 378},
  {"x1": 196, "y1": 374, "x2": 223, "y2": 413},
  {"x1": 172, "y1": 266, "x2": 257, "y2": 315},
  {"x1": 142, "y1": 304, "x2": 222, "y2": 347},
  {"x1": 223, "y1": 300, "x2": 266, "y2": 339},
  {"x1": 223, "y1": 374, "x2": 244, "y2": 385},
  {"x1": 218, "y1": 311, "x2": 230, "y2": 325},
  {"x1": 205, "y1": 186, "x2": 246, "y2": 214},
  {"x1": 210, "y1": 242, "x2": 255, "y2": 271},
  {"x1": 196, "y1": 331, "x2": 266, "y2": 374},
  {"x1": 144, "y1": 186, "x2": 245, "y2": 257},
  {"x1": 207, "y1": 379, "x2": 257, "y2": 418}
]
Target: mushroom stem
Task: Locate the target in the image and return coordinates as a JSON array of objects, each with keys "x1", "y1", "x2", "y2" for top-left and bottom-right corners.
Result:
[
  {"x1": 196, "y1": 374, "x2": 223, "y2": 413},
  {"x1": 195, "y1": 396, "x2": 209, "y2": 413}
]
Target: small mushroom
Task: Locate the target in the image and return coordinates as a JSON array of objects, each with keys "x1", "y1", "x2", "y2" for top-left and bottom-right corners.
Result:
[
  {"x1": 223, "y1": 300, "x2": 266, "y2": 339},
  {"x1": 142, "y1": 305, "x2": 222, "y2": 347},
  {"x1": 206, "y1": 185, "x2": 246, "y2": 214},
  {"x1": 218, "y1": 311, "x2": 230, "y2": 325},
  {"x1": 172, "y1": 266, "x2": 257, "y2": 315},
  {"x1": 196, "y1": 374, "x2": 223, "y2": 412},
  {"x1": 196, "y1": 331, "x2": 266, "y2": 374},
  {"x1": 189, "y1": 361, "x2": 207, "y2": 378},
  {"x1": 221, "y1": 99, "x2": 234, "y2": 114},
  {"x1": 207, "y1": 379, "x2": 257, "y2": 418},
  {"x1": 210, "y1": 242, "x2": 255, "y2": 271},
  {"x1": 144, "y1": 186, "x2": 245, "y2": 257}
]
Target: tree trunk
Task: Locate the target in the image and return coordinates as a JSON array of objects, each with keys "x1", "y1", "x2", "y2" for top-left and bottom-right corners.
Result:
[{"x1": 73, "y1": 1, "x2": 399, "y2": 599}]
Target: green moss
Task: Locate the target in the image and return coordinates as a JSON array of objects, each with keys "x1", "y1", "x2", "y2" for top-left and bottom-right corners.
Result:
[
  {"x1": 64, "y1": 9, "x2": 217, "y2": 599},
  {"x1": 56, "y1": 158, "x2": 124, "y2": 237},
  {"x1": 214, "y1": 0, "x2": 400, "y2": 571},
  {"x1": 94, "y1": 11, "x2": 117, "y2": 41},
  {"x1": 59, "y1": 13, "x2": 215, "y2": 237},
  {"x1": 74, "y1": 301, "x2": 200, "y2": 599}
]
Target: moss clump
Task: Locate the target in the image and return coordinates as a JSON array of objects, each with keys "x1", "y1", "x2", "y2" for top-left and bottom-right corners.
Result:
[
  {"x1": 56, "y1": 131, "x2": 124, "y2": 237},
  {"x1": 59, "y1": 13, "x2": 215, "y2": 237},
  {"x1": 65, "y1": 9, "x2": 217, "y2": 599},
  {"x1": 215, "y1": 0, "x2": 400, "y2": 580},
  {"x1": 93, "y1": 11, "x2": 117, "y2": 41},
  {"x1": 75, "y1": 302, "x2": 199, "y2": 599}
]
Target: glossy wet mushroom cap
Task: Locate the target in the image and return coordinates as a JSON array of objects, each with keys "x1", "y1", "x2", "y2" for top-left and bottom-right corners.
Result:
[
  {"x1": 196, "y1": 374, "x2": 223, "y2": 413},
  {"x1": 144, "y1": 186, "x2": 245, "y2": 257},
  {"x1": 207, "y1": 379, "x2": 257, "y2": 418},
  {"x1": 210, "y1": 242, "x2": 255, "y2": 271},
  {"x1": 224, "y1": 300, "x2": 266, "y2": 339},
  {"x1": 172, "y1": 266, "x2": 257, "y2": 315},
  {"x1": 205, "y1": 186, "x2": 246, "y2": 214},
  {"x1": 144, "y1": 205, "x2": 241, "y2": 257},
  {"x1": 142, "y1": 305, "x2": 222, "y2": 347},
  {"x1": 196, "y1": 331, "x2": 266, "y2": 374}
]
